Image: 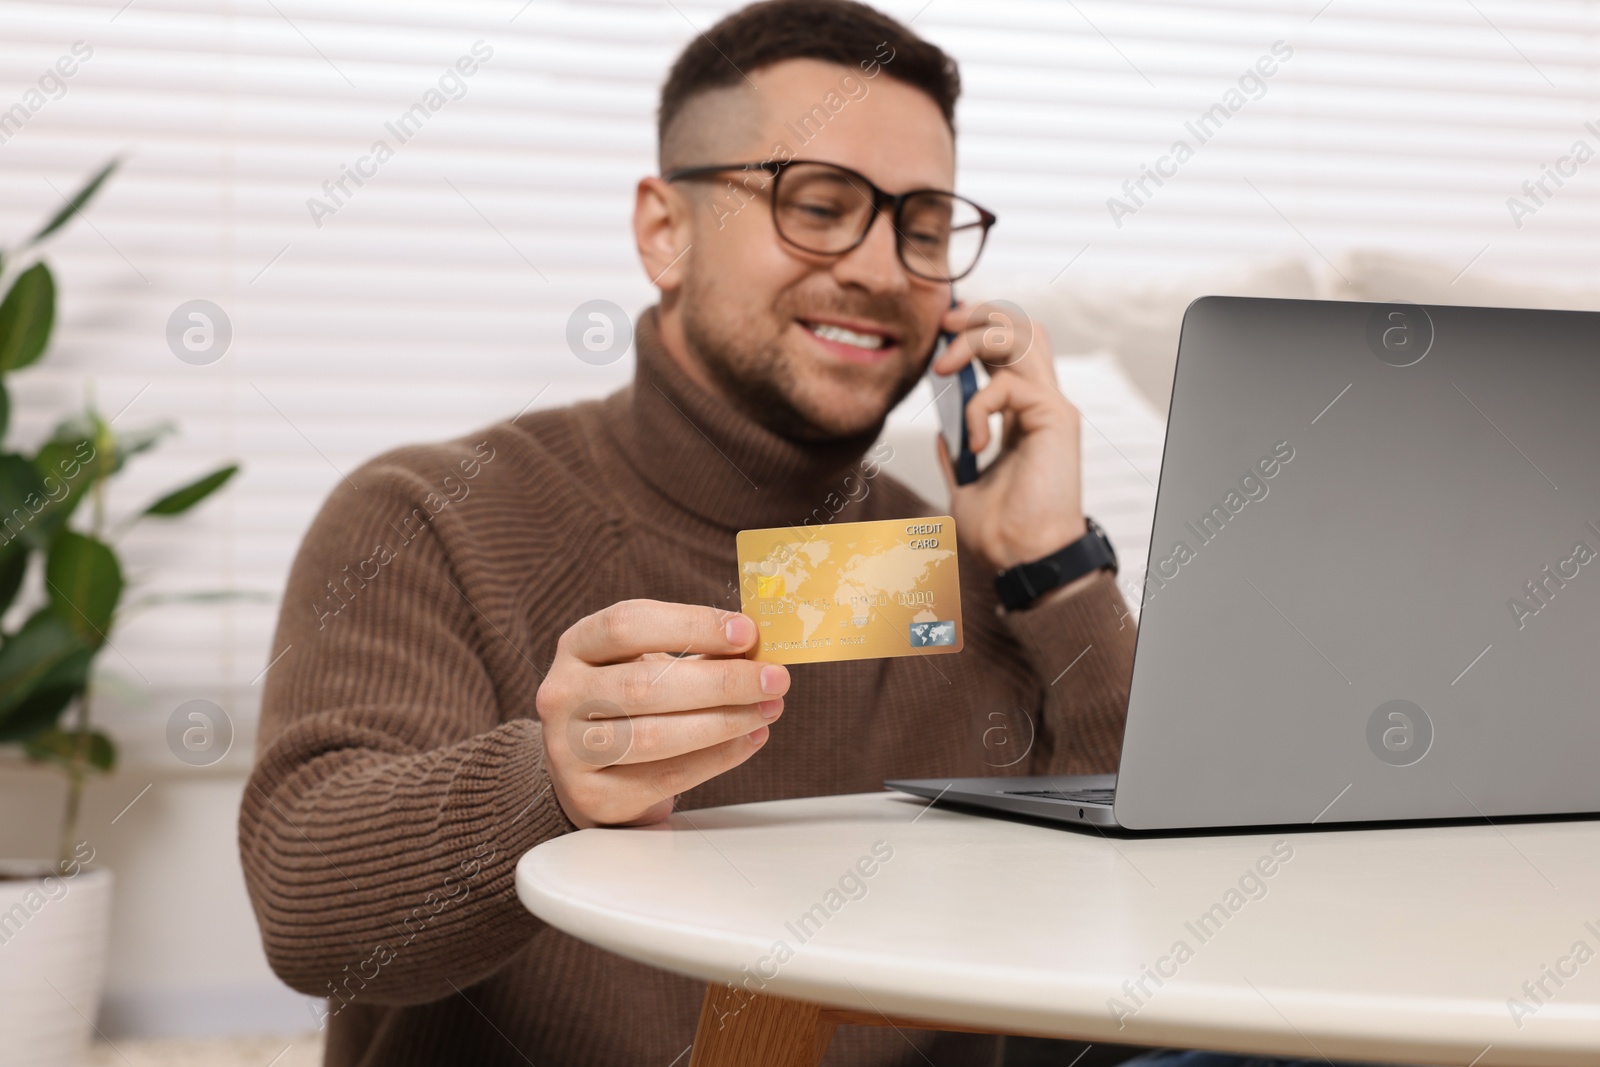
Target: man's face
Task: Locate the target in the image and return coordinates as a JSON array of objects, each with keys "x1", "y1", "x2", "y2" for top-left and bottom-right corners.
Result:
[{"x1": 663, "y1": 59, "x2": 956, "y2": 441}]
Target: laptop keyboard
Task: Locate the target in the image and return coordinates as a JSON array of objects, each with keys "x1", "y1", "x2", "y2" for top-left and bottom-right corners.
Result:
[{"x1": 1004, "y1": 786, "x2": 1116, "y2": 806}]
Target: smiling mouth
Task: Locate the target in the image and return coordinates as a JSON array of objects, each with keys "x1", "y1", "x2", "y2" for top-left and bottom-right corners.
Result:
[{"x1": 798, "y1": 319, "x2": 899, "y2": 357}]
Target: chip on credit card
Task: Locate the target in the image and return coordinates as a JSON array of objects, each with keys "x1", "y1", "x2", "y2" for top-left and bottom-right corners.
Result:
[{"x1": 736, "y1": 516, "x2": 963, "y2": 664}]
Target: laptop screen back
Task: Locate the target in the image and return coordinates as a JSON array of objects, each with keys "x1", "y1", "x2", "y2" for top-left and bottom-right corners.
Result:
[{"x1": 1115, "y1": 297, "x2": 1600, "y2": 829}]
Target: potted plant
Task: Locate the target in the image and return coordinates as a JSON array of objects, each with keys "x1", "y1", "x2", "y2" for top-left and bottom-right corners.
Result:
[{"x1": 0, "y1": 160, "x2": 240, "y2": 1064}]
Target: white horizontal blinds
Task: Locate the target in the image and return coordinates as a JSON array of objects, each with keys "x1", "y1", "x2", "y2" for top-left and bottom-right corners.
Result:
[
  {"x1": 1, "y1": 0, "x2": 1597, "y2": 763},
  {"x1": 946, "y1": 1, "x2": 1600, "y2": 284},
  {"x1": 0, "y1": 0, "x2": 653, "y2": 764}
]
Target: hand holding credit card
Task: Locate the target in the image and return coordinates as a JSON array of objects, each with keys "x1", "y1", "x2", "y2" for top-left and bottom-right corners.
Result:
[{"x1": 737, "y1": 516, "x2": 963, "y2": 665}]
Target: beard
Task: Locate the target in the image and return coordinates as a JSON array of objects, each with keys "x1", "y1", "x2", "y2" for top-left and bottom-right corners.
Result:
[{"x1": 679, "y1": 276, "x2": 932, "y2": 443}]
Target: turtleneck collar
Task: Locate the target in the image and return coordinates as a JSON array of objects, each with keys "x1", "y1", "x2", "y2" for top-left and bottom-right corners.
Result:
[{"x1": 600, "y1": 306, "x2": 884, "y2": 533}]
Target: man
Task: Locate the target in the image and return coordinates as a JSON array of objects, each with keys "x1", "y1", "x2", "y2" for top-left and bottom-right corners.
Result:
[{"x1": 240, "y1": 3, "x2": 1138, "y2": 1064}]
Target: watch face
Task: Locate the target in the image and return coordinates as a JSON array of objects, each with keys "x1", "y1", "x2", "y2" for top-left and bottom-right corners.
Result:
[{"x1": 1088, "y1": 517, "x2": 1117, "y2": 572}]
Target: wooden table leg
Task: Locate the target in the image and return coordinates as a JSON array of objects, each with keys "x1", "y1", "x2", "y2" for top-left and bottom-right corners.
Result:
[
  {"x1": 689, "y1": 983, "x2": 838, "y2": 1067},
  {"x1": 687, "y1": 980, "x2": 1016, "y2": 1065}
]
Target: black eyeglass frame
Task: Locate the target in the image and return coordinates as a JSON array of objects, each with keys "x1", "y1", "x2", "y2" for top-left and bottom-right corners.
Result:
[{"x1": 663, "y1": 158, "x2": 998, "y2": 283}]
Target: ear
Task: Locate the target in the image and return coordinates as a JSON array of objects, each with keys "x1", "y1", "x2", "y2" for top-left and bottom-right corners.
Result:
[{"x1": 634, "y1": 176, "x2": 693, "y2": 293}]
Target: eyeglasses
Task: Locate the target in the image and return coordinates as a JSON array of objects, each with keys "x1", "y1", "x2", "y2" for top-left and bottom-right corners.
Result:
[{"x1": 663, "y1": 158, "x2": 997, "y2": 283}]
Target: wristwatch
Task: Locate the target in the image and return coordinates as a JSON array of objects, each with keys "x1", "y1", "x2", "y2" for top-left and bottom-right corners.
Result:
[{"x1": 993, "y1": 516, "x2": 1117, "y2": 611}]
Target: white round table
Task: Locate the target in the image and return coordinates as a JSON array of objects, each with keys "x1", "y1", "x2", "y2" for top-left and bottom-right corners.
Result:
[{"x1": 515, "y1": 791, "x2": 1600, "y2": 1066}]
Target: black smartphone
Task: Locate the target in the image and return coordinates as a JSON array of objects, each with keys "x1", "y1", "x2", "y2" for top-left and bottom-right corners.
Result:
[{"x1": 926, "y1": 296, "x2": 980, "y2": 485}]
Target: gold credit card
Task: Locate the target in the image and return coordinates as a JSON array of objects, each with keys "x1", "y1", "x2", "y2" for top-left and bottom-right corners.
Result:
[{"x1": 737, "y1": 516, "x2": 963, "y2": 664}]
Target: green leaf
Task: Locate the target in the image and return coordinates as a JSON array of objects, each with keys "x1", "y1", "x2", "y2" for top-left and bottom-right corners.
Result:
[
  {"x1": 0, "y1": 647, "x2": 93, "y2": 743},
  {"x1": 0, "y1": 380, "x2": 11, "y2": 441},
  {"x1": 45, "y1": 531, "x2": 123, "y2": 647},
  {"x1": 89, "y1": 729, "x2": 116, "y2": 771},
  {"x1": 29, "y1": 158, "x2": 120, "y2": 246},
  {"x1": 46, "y1": 415, "x2": 172, "y2": 479},
  {"x1": 31, "y1": 437, "x2": 98, "y2": 540},
  {"x1": 0, "y1": 264, "x2": 56, "y2": 373},
  {"x1": 145, "y1": 464, "x2": 238, "y2": 516},
  {"x1": 23, "y1": 726, "x2": 115, "y2": 774},
  {"x1": 0, "y1": 452, "x2": 52, "y2": 552},
  {"x1": 0, "y1": 608, "x2": 90, "y2": 721},
  {"x1": 0, "y1": 541, "x2": 29, "y2": 618}
]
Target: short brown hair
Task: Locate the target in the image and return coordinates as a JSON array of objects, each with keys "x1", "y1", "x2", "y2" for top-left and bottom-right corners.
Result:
[{"x1": 658, "y1": 0, "x2": 960, "y2": 149}]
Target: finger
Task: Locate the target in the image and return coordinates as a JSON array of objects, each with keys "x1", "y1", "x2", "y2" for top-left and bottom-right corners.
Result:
[
  {"x1": 564, "y1": 600, "x2": 757, "y2": 664},
  {"x1": 592, "y1": 656, "x2": 789, "y2": 714},
  {"x1": 964, "y1": 374, "x2": 1073, "y2": 453},
  {"x1": 929, "y1": 300, "x2": 980, "y2": 375},
  {"x1": 941, "y1": 329, "x2": 1056, "y2": 393},
  {"x1": 935, "y1": 306, "x2": 1049, "y2": 379},
  {"x1": 937, "y1": 300, "x2": 970, "y2": 335},
  {"x1": 609, "y1": 699, "x2": 783, "y2": 765},
  {"x1": 934, "y1": 434, "x2": 957, "y2": 496},
  {"x1": 929, "y1": 328, "x2": 974, "y2": 376},
  {"x1": 601, "y1": 726, "x2": 772, "y2": 814}
]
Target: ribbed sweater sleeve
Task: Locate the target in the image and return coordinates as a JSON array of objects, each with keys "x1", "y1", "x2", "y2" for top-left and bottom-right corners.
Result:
[
  {"x1": 238, "y1": 438, "x2": 576, "y2": 1008},
  {"x1": 1002, "y1": 569, "x2": 1137, "y2": 774}
]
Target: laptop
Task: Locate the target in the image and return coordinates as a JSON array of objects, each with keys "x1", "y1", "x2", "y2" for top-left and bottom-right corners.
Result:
[{"x1": 889, "y1": 296, "x2": 1600, "y2": 831}]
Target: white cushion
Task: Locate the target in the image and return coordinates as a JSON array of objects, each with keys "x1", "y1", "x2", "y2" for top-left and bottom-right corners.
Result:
[
  {"x1": 1333, "y1": 247, "x2": 1600, "y2": 311},
  {"x1": 978, "y1": 257, "x2": 1320, "y2": 411}
]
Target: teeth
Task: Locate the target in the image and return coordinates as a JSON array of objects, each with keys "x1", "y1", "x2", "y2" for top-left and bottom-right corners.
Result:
[{"x1": 807, "y1": 322, "x2": 885, "y2": 350}]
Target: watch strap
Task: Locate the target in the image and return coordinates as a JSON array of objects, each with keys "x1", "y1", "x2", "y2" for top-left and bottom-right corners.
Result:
[{"x1": 993, "y1": 517, "x2": 1117, "y2": 611}]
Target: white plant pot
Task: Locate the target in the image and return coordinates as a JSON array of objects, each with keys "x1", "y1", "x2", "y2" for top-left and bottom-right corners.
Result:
[{"x1": 0, "y1": 861, "x2": 113, "y2": 1067}]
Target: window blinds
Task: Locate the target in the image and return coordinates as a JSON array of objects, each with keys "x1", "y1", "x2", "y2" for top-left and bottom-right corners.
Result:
[{"x1": 2, "y1": 0, "x2": 1594, "y2": 765}]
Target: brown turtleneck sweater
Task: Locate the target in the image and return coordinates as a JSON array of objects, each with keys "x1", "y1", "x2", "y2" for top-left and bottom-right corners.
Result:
[{"x1": 239, "y1": 309, "x2": 1135, "y2": 1067}]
